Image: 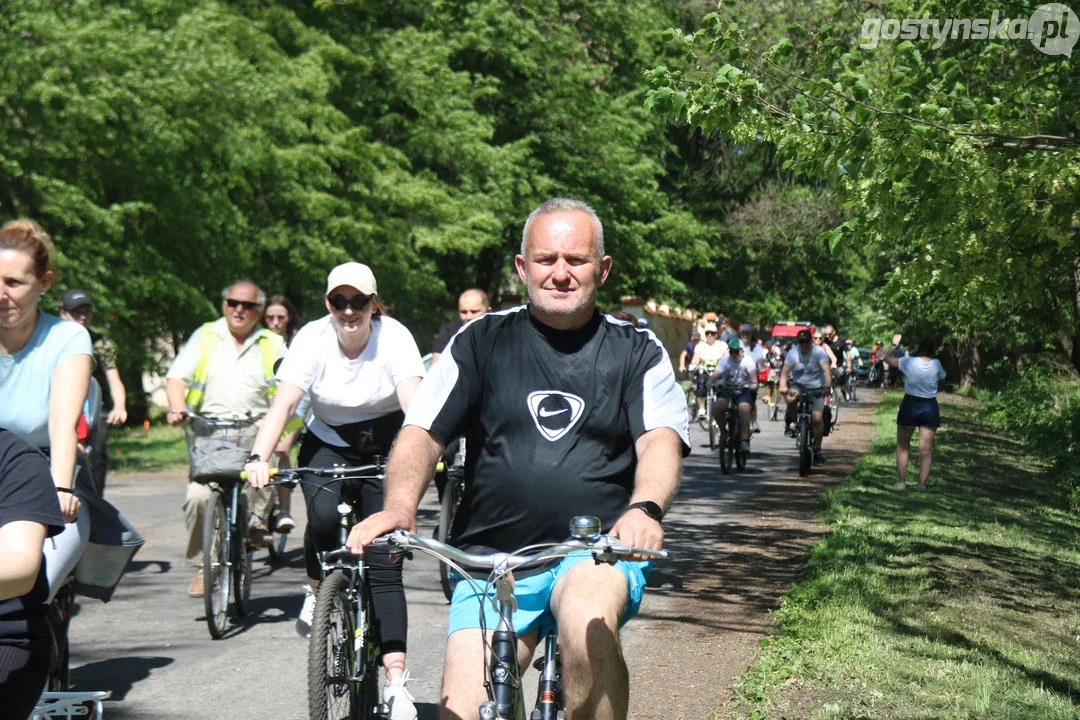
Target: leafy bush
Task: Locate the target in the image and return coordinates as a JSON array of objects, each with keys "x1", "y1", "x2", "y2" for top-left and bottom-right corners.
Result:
[{"x1": 984, "y1": 362, "x2": 1080, "y2": 510}]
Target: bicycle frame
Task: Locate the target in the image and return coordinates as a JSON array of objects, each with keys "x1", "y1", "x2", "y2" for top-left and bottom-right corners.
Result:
[{"x1": 378, "y1": 520, "x2": 667, "y2": 720}]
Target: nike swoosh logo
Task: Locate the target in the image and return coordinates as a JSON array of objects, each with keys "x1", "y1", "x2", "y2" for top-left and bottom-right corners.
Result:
[{"x1": 538, "y1": 407, "x2": 568, "y2": 418}]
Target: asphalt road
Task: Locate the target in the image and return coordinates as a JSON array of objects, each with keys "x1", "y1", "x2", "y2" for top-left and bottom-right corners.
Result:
[{"x1": 65, "y1": 395, "x2": 861, "y2": 719}]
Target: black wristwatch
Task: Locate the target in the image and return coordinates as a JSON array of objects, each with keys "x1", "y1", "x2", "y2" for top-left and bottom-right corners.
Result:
[
  {"x1": 627, "y1": 501, "x2": 664, "y2": 524},
  {"x1": 246, "y1": 453, "x2": 263, "y2": 463}
]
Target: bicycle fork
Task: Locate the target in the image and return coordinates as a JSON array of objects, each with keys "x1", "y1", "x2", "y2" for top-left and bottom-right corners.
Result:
[{"x1": 531, "y1": 633, "x2": 563, "y2": 720}]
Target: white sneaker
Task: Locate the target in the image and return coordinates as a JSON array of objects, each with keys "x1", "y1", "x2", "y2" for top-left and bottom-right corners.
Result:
[
  {"x1": 296, "y1": 584, "x2": 316, "y2": 639},
  {"x1": 751, "y1": 421, "x2": 761, "y2": 434},
  {"x1": 384, "y1": 670, "x2": 418, "y2": 720}
]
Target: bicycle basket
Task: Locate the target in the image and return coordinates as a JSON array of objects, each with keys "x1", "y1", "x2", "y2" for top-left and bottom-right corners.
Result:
[{"x1": 184, "y1": 418, "x2": 259, "y2": 483}]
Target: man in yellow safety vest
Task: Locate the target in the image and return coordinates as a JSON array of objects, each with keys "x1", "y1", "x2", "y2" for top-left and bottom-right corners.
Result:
[{"x1": 165, "y1": 280, "x2": 284, "y2": 598}]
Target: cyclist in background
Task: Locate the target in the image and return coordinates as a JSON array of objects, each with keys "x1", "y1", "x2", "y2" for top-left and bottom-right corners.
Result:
[
  {"x1": 689, "y1": 323, "x2": 726, "y2": 421},
  {"x1": 709, "y1": 338, "x2": 759, "y2": 451},
  {"x1": 431, "y1": 288, "x2": 490, "y2": 366},
  {"x1": 677, "y1": 330, "x2": 700, "y2": 376},
  {"x1": 164, "y1": 280, "x2": 283, "y2": 599},
  {"x1": 0, "y1": 219, "x2": 92, "y2": 602},
  {"x1": 738, "y1": 323, "x2": 766, "y2": 433},
  {"x1": 59, "y1": 289, "x2": 127, "y2": 495},
  {"x1": 841, "y1": 339, "x2": 863, "y2": 400},
  {"x1": 779, "y1": 328, "x2": 832, "y2": 465},
  {"x1": 349, "y1": 198, "x2": 689, "y2": 720},
  {"x1": 263, "y1": 294, "x2": 303, "y2": 533},
  {"x1": 244, "y1": 262, "x2": 424, "y2": 720}
]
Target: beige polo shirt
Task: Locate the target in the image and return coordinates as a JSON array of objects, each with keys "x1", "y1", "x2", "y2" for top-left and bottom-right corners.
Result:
[{"x1": 166, "y1": 317, "x2": 283, "y2": 418}]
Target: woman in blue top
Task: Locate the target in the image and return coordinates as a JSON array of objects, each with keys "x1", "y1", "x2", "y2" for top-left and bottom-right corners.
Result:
[
  {"x1": 887, "y1": 334, "x2": 946, "y2": 492},
  {"x1": 0, "y1": 219, "x2": 93, "y2": 598}
]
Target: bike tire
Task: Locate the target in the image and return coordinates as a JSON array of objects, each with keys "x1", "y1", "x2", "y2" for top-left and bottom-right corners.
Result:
[
  {"x1": 203, "y1": 490, "x2": 230, "y2": 639},
  {"x1": 308, "y1": 572, "x2": 380, "y2": 720},
  {"x1": 849, "y1": 378, "x2": 858, "y2": 401},
  {"x1": 437, "y1": 477, "x2": 463, "y2": 602},
  {"x1": 798, "y1": 418, "x2": 812, "y2": 476},
  {"x1": 725, "y1": 413, "x2": 738, "y2": 473},
  {"x1": 708, "y1": 415, "x2": 718, "y2": 451},
  {"x1": 718, "y1": 419, "x2": 730, "y2": 474},
  {"x1": 831, "y1": 390, "x2": 840, "y2": 429},
  {"x1": 769, "y1": 395, "x2": 780, "y2": 422},
  {"x1": 269, "y1": 531, "x2": 288, "y2": 561},
  {"x1": 232, "y1": 502, "x2": 253, "y2": 617},
  {"x1": 735, "y1": 411, "x2": 748, "y2": 472},
  {"x1": 46, "y1": 584, "x2": 74, "y2": 691}
]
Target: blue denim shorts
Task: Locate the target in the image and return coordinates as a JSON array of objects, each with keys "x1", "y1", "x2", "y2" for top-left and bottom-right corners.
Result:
[
  {"x1": 897, "y1": 394, "x2": 940, "y2": 430},
  {"x1": 447, "y1": 551, "x2": 650, "y2": 638}
]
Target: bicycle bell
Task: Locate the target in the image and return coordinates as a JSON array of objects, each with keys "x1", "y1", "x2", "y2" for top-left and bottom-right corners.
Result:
[{"x1": 569, "y1": 515, "x2": 601, "y2": 540}]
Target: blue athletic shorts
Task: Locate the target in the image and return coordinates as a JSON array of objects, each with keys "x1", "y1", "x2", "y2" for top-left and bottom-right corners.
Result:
[
  {"x1": 897, "y1": 394, "x2": 940, "y2": 429},
  {"x1": 447, "y1": 552, "x2": 650, "y2": 638}
]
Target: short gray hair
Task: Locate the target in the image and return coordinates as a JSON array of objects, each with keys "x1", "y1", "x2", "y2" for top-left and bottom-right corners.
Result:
[
  {"x1": 520, "y1": 198, "x2": 605, "y2": 259},
  {"x1": 221, "y1": 280, "x2": 266, "y2": 306}
]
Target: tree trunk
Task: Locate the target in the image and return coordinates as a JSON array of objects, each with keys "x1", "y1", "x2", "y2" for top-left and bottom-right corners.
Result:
[
  {"x1": 1071, "y1": 257, "x2": 1080, "y2": 375},
  {"x1": 956, "y1": 332, "x2": 980, "y2": 390}
]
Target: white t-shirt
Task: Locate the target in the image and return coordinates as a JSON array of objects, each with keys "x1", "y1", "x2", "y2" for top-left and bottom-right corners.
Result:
[
  {"x1": 713, "y1": 354, "x2": 758, "y2": 389},
  {"x1": 898, "y1": 356, "x2": 946, "y2": 398},
  {"x1": 276, "y1": 315, "x2": 425, "y2": 446},
  {"x1": 746, "y1": 341, "x2": 766, "y2": 370},
  {"x1": 695, "y1": 340, "x2": 727, "y2": 368}
]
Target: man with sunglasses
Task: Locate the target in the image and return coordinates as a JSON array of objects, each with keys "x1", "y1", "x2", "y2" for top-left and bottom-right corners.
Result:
[
  {"x1": 778, "y1": 328, "x2": 832, "y2": 465},
  {"x1": 164, "y1": 280, "x2": 284, "y2": 598}
]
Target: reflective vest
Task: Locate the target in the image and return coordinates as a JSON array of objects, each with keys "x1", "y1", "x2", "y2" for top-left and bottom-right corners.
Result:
[{"x1": 184, "y1": 322, "x2": 284, "y2": 413}]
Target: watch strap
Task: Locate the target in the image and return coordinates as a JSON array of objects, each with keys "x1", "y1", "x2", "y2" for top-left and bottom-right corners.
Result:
[{"x1": 627, "y1": 500, "x2": 664, "y2": 523}]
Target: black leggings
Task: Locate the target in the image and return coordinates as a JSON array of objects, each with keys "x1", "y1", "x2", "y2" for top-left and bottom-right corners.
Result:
[
  {"x1": 0, "y1": 644, "x2": 49, "y2": 719},
  {"x1": 298, "y1": 430, "x2": 407, "y2": 656}
]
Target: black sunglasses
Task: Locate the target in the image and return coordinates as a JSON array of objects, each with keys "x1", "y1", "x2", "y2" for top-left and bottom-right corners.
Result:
[
  {"x1": 328, "y1": 294, "x2": 373, "y2": 312},
  {"x1": 225, "y1": 298, "x2": 260, "y2": 311}
]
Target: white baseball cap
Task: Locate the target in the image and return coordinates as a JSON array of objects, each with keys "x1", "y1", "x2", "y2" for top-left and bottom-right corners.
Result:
[{"x1": 326, "y1": 262, "x2": 378, "y2": 295}]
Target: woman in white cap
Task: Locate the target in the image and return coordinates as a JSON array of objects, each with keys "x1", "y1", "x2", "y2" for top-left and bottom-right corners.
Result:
[{"x1": 244, "y1": 262, "x2": 424, "y2": 720}]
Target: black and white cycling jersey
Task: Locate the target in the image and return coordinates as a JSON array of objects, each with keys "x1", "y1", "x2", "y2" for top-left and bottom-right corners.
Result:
[{"x1": 405, "y1": 307, "x2": 690, "y2": 560}]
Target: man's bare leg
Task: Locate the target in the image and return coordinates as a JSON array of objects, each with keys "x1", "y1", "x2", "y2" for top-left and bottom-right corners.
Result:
[
  {"x1": 440, "y1": 628, "x2": 537, "y2": 720},
  {"x1": 549, "y1": 561, "x2": 631, "y2": 720}
]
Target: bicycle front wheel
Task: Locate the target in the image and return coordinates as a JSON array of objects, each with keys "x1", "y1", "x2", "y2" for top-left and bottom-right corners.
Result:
[
  {"x1": 232, "y1": 502, "x2": 253, "y2": 617},
  {"x1": 437, "y1": 477, "x2": 463, "y2": 602},
  {"x1": 798, "y1": 418, "x2": 812, "y2": 477},
  {"x1": 309, "y1": 572, "x2": 379, "y2": 720},
  {"x1": 203, "y1": 489, "x2": 230, "y2": 639}
]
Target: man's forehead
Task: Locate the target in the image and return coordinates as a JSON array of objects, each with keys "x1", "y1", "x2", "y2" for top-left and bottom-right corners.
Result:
[
  {"x1": 526, "y1": 211, "x2": 596, "y2": 252},
  {"x1": 228, "y1": 283, "x2": 259, "y2": 299}
]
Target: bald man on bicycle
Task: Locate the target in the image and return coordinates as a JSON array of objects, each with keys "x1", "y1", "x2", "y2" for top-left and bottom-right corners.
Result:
[{"x1": 351, "y1": 198, "x2": 689, "y2": 720}]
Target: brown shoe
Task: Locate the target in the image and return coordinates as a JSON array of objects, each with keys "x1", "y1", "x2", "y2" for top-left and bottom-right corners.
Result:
[
  {"x1": 187, "y1": 568, "x2": 205, "y2": 598},
  {"x1": 248, "y1": 520, "x2": 270, "y2": 548}
]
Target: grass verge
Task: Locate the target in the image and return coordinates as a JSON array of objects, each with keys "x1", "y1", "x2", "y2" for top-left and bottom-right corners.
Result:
[
  {"x1": 729, "y1": 391, "x2": 1080, "y2": 719},
  {"x1": 108, "y1": 423, "x2": 188, "y2": 474}
]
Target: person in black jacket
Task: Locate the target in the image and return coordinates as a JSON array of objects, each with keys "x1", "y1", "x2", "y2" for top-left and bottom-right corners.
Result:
[{"x1": 0, "y1": 429, "x2": 65, "y2": 719}]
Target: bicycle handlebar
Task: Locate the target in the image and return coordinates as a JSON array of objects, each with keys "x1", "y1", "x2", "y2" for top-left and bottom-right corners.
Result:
[
  {"x1": 239, "y1": 463, "x2": 384, "y2": 483},
  {"x1": 182, "y1": 411, "x2": 262, "y2": 427},
  {"x1": 372, "y1": 528, "x2": 667, "y2": 575}
]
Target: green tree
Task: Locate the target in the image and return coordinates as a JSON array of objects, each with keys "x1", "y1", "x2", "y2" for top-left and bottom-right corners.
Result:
[{"x1": 647, "y1": 0, "x2": 1080, "y2": 381}]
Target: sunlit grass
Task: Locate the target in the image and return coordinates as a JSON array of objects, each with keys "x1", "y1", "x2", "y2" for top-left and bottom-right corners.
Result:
[
  {"x1": 108, "y1": 422, "x2": 188, "y2": 474},
  {"x1": 729, "y1": 391, "x2": 1080, "y2": 719}
]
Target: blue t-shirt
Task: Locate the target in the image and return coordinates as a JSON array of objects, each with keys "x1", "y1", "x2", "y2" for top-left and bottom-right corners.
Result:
[{"x1": 0, "y1": 312, "x2": 93, "y2": 448}]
